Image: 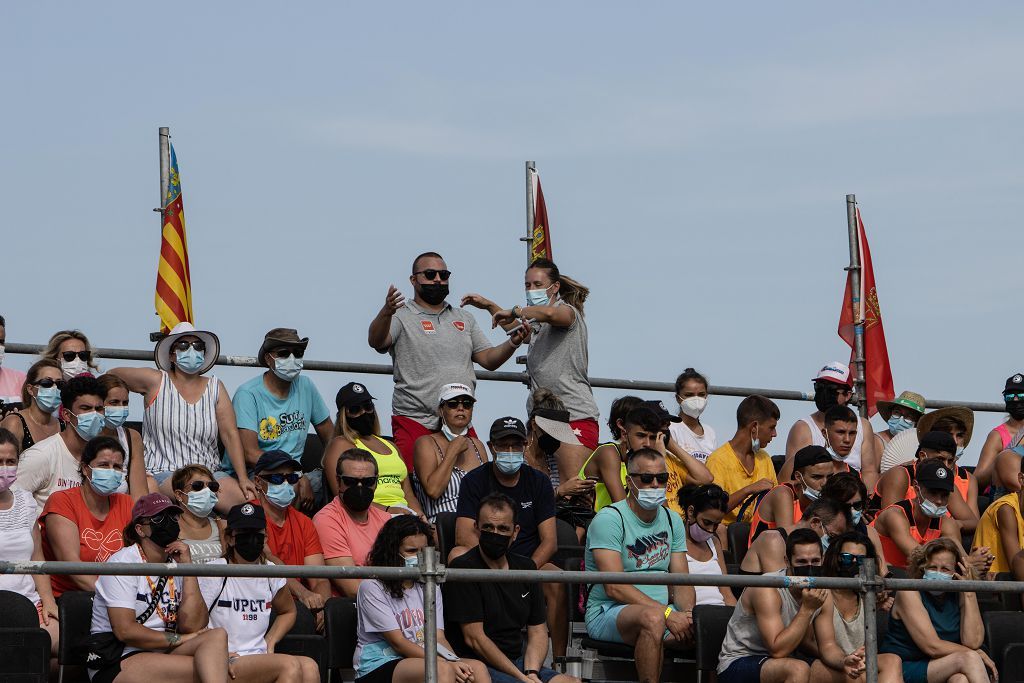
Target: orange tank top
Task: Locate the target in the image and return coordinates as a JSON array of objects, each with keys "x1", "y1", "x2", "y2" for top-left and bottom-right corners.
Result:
[
  {"x1": 872, "y1": 499, "x2": 941, "y2": 569},
  {"x1": 893, "y1": 463, "x2": 968, "y2": 506},
  {"x1": 748, "y1": 483, "x2": 802, "y2": 545}
]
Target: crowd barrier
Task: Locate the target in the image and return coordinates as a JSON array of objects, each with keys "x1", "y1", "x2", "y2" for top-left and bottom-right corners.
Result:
[
  {"x1": 4, "y1": 343, "x2": 1007, "y2": 413},
  {"x1": 3, "y1": 555, "x2": 1022, "y2": 683}
]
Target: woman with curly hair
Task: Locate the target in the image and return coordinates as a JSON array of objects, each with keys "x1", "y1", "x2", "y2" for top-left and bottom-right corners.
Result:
[
  {"x1": 354, "y1": 515, "x2": 489, "y2": 683},
  {"x1": 880, "y1": 537, "x2": 995, "y2": 683}
]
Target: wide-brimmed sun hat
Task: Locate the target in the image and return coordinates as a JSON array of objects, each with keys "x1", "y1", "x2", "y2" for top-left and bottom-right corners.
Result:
[
  {"x1": 155, "y1": 322, "x2": 220, "y2": 375},
  {"x1": 916, "y1": 406, "x2": 974, "y2": 447}
]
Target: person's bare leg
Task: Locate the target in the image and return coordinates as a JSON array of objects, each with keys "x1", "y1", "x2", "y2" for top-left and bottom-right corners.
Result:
[
  {"x1": 926, "y1": 650, "x2": 987, "y2": 683},
  {"x1": 809, "y1": 658, "x2": 851, "y2": 683},
  {"x1": 298, "y1": 655, "x2": 320, "y2": 683},
  {"x1": 116, "y1": 653, "x2": 202, "y2": 683},
  {"x1": 760, "y1": 657, "x2": 810, "y2": 683},
  {"x1": 613, "y1": 604, "x2": 665, "y2": 683},
  {"x1": 391, "y1": 658, "x2": 456, "y2": 683},
  {"x1": 541, "y1": 564, "x2": 568, "y2": 658},
  {"x1": 229, "y1": 654, "x2": 304, "y2": 683},
  {"x1": 157, "y1": 627, "x2": 229, "y2": 683},
  {"x1": 878, "y1": 654, "x2": 903, "y2": 683}
]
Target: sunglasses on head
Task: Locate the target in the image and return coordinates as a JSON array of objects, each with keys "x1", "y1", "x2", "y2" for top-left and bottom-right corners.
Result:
[
  {"x1": 260, "y1": 472, "x2": 301, "y2": 485},
  {"x1": 172, "y1": 339, "x2": 206, "y2": 352},
  {"x1": 61, "y1": 350, "x2": 91, "y2": 362},
  {"x1": 347, "y1": 402, "x2": 374, "y2": 417},
  {"x1": 443, "y1": 398, "x2": 475, "y2": 410},
  {"x1": 341, "y1": 475, "x2": 378, "y2": 488},
  {"x1": 272, "y1": 347, "x2": 305, "y2": 359},
  {"x1": 32, "y1": 378, "x2": 66, "y2": 389},
  {"x1": 629, "y1": 472, "x2": 670, "y2": 485},
  {"x1": 414, "y1": 269, "x2": 451, "y2": 281},
  {"x1": 188, "y1": 480, "x2": 220, "y2": 493}
]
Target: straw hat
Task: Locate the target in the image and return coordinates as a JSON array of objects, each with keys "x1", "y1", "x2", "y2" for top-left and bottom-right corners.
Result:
[
  {"x1": 916, "y1": 406, "x2": 974, "y2": 447},
  {"x1": 877, "y1": 391, "x2": 927, "y2": 422},
  {"x1": 155, "y1": 322, "x2": 220, "y2": 375}
]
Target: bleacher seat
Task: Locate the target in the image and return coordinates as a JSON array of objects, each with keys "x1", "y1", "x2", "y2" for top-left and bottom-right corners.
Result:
[
  {"x1": 727, "y1": 522, "x2": 751, "y2": 566},
  {"x1": 985, "y1": 611, "x2": 1024, "y2": 680},
  {"x1": 434, "y1": 511, "x2": 458, "y2": 561},
  {"x1": 58, "y1": 591, "x2": 94, "y2": 683},
  {"x1": 301, "y1": 433, "x2": 325, "y2": 474},
  {"x1": 995, "y1": 573, "x2": 1023, "y2": 611},
  {"x1": 1001, "y1": 643, "x2": 1024, "y2": 682},
  {"x1": 771, "y1": 454, "x2": 786, "y2": 476},
  {"x1": 0, "y1": 589, "x2": 43, "y2": 628},
  {"x1": 553, "y1": 518, "x2": 583, "y2": 565},
  {"x1": 324, "y1": 597, "x2": 358, "y2": 682},
  {"x1": 978, "y1": 494, "x2": 993, "y2": 517},
  {"x1": 693, "y1": 604, "x2": 733, "y2": 682},
  {"x1": 0, "y1": 628, "x2": 51, "y2": 683}
]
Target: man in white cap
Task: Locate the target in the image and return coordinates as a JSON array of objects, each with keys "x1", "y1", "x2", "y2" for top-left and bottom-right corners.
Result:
[{"x1": 784, "y1": 361, "x2": 878, "y2": 490}]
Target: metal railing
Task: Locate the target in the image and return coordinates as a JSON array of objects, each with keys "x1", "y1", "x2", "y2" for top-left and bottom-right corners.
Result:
[
  {"x1": 4, "y1": 343, "x2": 1007, "y2": 412},
  {"x1": 3, "y1": 557, "x2": 1021, "y2": 683}
]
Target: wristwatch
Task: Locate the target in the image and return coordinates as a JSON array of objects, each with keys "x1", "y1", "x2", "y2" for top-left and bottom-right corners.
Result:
[
  {"x1": 512, "y1": 305, "x2": 523, "y2": 318},
  {"x1": 524, "y1": 669, "x2": 540, "y2": 676}
]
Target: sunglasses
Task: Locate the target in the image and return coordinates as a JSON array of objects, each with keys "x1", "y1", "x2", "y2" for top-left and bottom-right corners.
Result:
[
  {"x1": 347, "y1": 403, "x2": 375, "y2": 417},
  {"x1": 272, "y1": 347, "x2": 305, "y2": 359},
  {"x1": 443, "y1": 398, "x2": 475, "y2": 410},
  {"x1": 628, "y1": 472, "x2": 670, "y2": 485},
  {"x1": 260, "y1": 472, "x2": 301, "y2": 485},
  {"x1": 146, "y1": 512, "x2": 179, "y2": 526},
  {"x1": 32, "y1": 378, "x2": 66, "y2": 389},
  {"x1": 848, "y1": 500, "x2": 865, "y2": 511},
  {"x1": 414, "y1": 269, "x2": 451, "y2": 281},
  {"x1": 188, "y1": 480, "x2": 220, "y2": 493},
  {"x1": 172, "y1": 339, "x2": 206, "y2": 352},
  {"x1": 1005, "y1": 393, "x2": 1024, "y2": 402},
  {"x1": 61, "y1": 350, "x2": 91, "y2": 362},
  {"x1": 341, "y1": 475, "x2": 378, "y2": 488}
]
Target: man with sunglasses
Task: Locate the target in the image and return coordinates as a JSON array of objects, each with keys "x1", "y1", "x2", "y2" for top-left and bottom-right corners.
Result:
[
  {"x1": 585, "y1": 447, "x2": 695, "y2": 682},
  {"x1": 232, "y1": 328, "x2": 333, "y2": 513},
  {"x1": 368, "y1": 251, "x2": 530, "y2": 468},
  {"x1": 0, "y1": 314, "x2": 27, "y2": 411},
  {"x1": 251, "y1": 450, "x2": 332, "y2": 623},
  {"x1": 784, "y1": 362, "x2": 879, "y2": 491}
]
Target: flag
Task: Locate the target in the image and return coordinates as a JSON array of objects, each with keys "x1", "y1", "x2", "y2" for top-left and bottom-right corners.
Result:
[
  {"x1": 838, "y1": 208, "x2": 895, "y2": 416},
  {"x1": 154, "y1": 144, "x2": 194, "y2": 333},
  {"x1": 529, "y1": 169, "x2": 552, "y2": 262}
]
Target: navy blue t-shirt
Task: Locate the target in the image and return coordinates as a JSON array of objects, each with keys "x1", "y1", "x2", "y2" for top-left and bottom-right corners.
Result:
[{"x1": 455, "y1": 463, "x2": 555, "y2": 557}]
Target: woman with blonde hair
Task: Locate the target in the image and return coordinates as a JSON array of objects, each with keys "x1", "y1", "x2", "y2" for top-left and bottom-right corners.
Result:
[
  {"x1": 0, "y1": 359, "x2": 65, "y2": 452},
  {"x1": 42, "y1": 329, "x2": 100, "y2": 379}
]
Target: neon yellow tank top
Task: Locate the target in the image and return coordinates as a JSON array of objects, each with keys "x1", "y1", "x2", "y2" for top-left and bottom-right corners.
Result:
[
  {"x1": 354, "y1": 437, "x2": 409, "y2": 508},
  {"x1": 579, "y1": 442, "x2": 627, "y2": 511}
]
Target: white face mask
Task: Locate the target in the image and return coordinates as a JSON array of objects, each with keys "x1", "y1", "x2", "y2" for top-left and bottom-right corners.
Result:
[
  {"x1": 441, "y1": 419, "x2": 468, "y2": 441},
  {"x1": 679, "y1": 396, "x2": 707, "y2": 418},
  {"x1": 61, "y1": 357, "x2": 89, "y2": 380}
]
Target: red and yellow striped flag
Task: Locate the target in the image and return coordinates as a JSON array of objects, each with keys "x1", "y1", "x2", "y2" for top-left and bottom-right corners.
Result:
[{"x1": 155, "y1": 144, "x2": 194, "y2": 333}]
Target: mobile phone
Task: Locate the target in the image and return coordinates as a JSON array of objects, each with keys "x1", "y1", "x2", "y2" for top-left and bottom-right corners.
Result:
[{"x1": 505, "y1": 323, "x2": 524, "y2": 336}]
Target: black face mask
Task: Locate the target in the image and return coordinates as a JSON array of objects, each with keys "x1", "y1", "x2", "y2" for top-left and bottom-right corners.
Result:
[
  {"x1": 342, "y1": 484, "x2": 375, "y2": 512},
  {"x1": 348, "y1": 413, "x2": 376, "y2": 436},
  {"x1": 234, "y1": 532, "x2": 265, "y2": 562},
  {"x1": 478, "y1": 529, "x2": 513, "y2": 560},
  {"x1": 1008, "y1": 402, "x2": 1024, "y2": 421},
  {"x1": 814, "y1": 385, "x2": 840, "y2": 413},
  {"x1": 538, "y1": 433, "x2": 560, "y2": 456},
  {"x1": 418, "y1": 283, "x2": 449, "y2": 306},
  {"x1": 147, "y1": 515, "x2": 180, "y2": 548},
  {"x1": 791, "y1": 565, "x2": 822, "y2": 577},
  {"x1": 836, "y1": 563, "x2": 859, "y2": 578}
]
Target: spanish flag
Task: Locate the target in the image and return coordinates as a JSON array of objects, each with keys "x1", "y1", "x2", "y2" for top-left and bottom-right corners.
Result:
[
  {"x1": 155, "y1": 144, "x2": 194, "y2": 333},
  {"x1": 530, "y1": 169, "x2": 552, "y2": 262}
]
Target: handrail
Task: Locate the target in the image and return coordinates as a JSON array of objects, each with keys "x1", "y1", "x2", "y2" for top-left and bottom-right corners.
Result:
[{"x1": 4, "y1": 343, "x2": 1007, "y2": 413}]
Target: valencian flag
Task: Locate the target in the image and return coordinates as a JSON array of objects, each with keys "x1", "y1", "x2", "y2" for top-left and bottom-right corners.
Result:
[
  {"x1": 154, "y1": 144, "x2": 194, "y2": 333},
  {"x1": 838, "y1": 208, "x2": 895, "y2": 416},
  {"x1": 529, "y1": 169, "x2": 552, "y2": 262}
]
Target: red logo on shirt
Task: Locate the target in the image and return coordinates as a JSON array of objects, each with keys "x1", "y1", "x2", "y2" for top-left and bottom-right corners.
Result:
[
  {"x1": 452, "y1": 321, "x2": 465, "y2": 331},
  {"x1": 420, "y1": 321, "x2": 436, "y2": 334}
]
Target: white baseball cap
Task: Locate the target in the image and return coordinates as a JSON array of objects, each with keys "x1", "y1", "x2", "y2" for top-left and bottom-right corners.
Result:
[
  {"x1": 813, "y1": 361, "x2": 852, "y2": 387},
  {"x1": 438, "y1": 382, "x2": 475, "y2": 403}
]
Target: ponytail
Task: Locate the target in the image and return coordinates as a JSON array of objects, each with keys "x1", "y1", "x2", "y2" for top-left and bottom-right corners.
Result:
[{"x1": 529, "y1": 258, "x2": 590, "y2": 313}]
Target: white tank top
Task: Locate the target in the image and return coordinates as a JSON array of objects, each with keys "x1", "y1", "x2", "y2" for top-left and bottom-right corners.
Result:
[
  {"x1": 686, "y1": 538, "x2": 725, "y2": 606},
  {"x1": 800, "y1": 414, "x2": 863, "y2": 471}
]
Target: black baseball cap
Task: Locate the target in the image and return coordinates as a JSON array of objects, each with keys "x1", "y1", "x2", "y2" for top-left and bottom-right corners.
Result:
[
  {"x1": 918, "y1": 431, "x2": 956, "y2": 456},
  {"x1": 335, "y1": 382, "x2": 376, "y2": 409},
  {"x1": 1005, "y1": 373, "x2": 1024, "y2": 395},
  {"x1": 645, "y1": 400, "x2": 682, "y2": 424},
  {"x1": 226, "y1": 502, "x2": 267, "y2": 530},
  {"x1": 794, "y1": 445, "x2": 832, "y2": 470},
  {"x1": 253, "y1": 450, "x2": 302, "y2": 474},
  {"x1": 489, "y1": 416, "x2": 528, "y2": 442},
  {"x1": 915, "y1": 458, "x2": 954, "y2": 492}
]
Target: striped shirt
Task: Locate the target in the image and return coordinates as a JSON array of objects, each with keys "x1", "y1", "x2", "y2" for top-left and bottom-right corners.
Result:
[
  {"x1": 412, "y1": 437, "x2": 484, "y2": 523},
  {"x1": 143, "y1": 370, "x2": 221, "y2": 474}
]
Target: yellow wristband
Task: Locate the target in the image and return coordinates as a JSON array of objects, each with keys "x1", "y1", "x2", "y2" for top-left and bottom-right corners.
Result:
[{"x1": 664, "y1": 606, "x2": 673, "y2": 619}]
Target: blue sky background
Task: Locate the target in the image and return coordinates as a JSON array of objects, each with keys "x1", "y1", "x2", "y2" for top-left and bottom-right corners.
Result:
[{"x1": 3, "y1": 3, "x2": 1021, "y2": 465}]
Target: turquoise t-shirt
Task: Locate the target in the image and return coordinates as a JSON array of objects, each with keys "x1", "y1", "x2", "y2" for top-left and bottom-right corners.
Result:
[
  {"x1": 226, "y1": 374, "x2": 330, "y2": 472},
  {"x1": 584, "y1": 499, "x2": 686, "y2": 622}
]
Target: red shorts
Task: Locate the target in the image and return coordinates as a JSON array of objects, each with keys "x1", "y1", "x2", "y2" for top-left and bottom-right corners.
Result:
[
  {"x1": 570, "y1": 418, "x2": 600, "y2": 451},
  {"x1": 391, "y1": 415, "x2": 478, "y2": 469}
]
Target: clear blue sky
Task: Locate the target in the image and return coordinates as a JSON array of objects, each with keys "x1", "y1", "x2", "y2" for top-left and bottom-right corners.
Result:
[{"x1": 3, "y1": 3, "x2": 1021, "y2": 464}]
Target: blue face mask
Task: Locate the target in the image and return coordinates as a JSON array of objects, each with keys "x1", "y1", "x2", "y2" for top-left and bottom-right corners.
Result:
[
  {"x1": 923, "y1": 570, "x2": 952, "y2": 582},
  {"x1": 266, "y1": 481, "x2": 297, "y2": 508},
  {"x1": 955, "y1": 446, "x2": 965, "y2": 460},
  {"x1": 404, "y1": 554, "x2": 419, "y2": 568},
  {"x1": 186, "y1": 488, "x2": 218, "y2": 517},
  {"x1": 104, "y1": 406, "x2": 129, "y2": 429},
  {"x1": 35, "y1": 386, "x2": 62, "y2": 414},
  {"x1": 919, "y1": 498, "x2": 948, "y2": 518},
  {"x1": 820, "y1": 533, "x2": 831, "y2": 551},
  {"x1": 73, "y1": 411, "x2": 105, "y2": 440},
  {"x1": 525, "y1": 286, "x2": 552, "y2": 307},
  {"x1": 494, "y1": 451, "x2": 525, "y2": 475},
  {"x1": 887, "y1": 415, "x2": 914, "y2": 434},
  {"x1": 88, "y1": 468, "x2": 124, "y2": 496},
  {"x1": 634, "y1": 487, "x2": 667, "y2": 510},
  {"x1": 272, "y1": 355, "x2": 303, "y2": 382},
  {"x1": 175, "y1": 347, "x2": 205, "y2": 374},
  {"x1": 851, "y1": 509, "x2": 863, "y2": 525}
]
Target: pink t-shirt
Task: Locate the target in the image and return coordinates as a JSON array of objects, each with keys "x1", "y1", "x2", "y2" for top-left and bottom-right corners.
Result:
[
  {"x1": 0, "y1": 367, "x2": 26, "y2": 405},
  {"x1": 312, "y1": 498, "x2": 390, "y2": 566}
]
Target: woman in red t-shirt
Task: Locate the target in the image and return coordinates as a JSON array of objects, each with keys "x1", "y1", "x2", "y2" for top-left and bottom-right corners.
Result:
[{"x1": 40, "y1": 435, "x2": 137, "y2": 597}]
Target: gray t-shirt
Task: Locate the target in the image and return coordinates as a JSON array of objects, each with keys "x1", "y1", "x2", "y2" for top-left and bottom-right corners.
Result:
[
  {"x1": 525, "y1": 301, "x2": 599, "y2": 422},
  {"x1": 387, "y1": 300, "x2": 491, "y2": 427}
]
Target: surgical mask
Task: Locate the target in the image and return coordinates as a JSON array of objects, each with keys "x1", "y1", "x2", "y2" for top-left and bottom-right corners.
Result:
[
  {"x1": 887, "y1": 415, "x2": 914, "y2": 435},
  {"x1": 689, "y1": 522, "x2": 715, "y2": 544},
  {"x1": 233, "y1": 532, "x2": 264, "y2": 562},
  {"x1": 478, "y1": 529, "x2": 513, "y2": 560},
  {"x1": 791, "y1": 565, "x2": 821, "y2": 577},
  {"x1": 0, "y1": 466, "x2": 17, "y2": 493},
  {"x1": 419, "y1": 283, "x2": 449, "y2": 306},
  {"x1": 751, "y1": 432, "x2": 761, "y2": 454},
  {"x1": 404, "y1": 554, "x2": 420, "y2": 568},
  {"x1": 828, "y1": 448, "x2": 847, "y2": 463},
  {"x1": 147, "y1": 515, "x2": 181, "y2": 548},
  {"x1": 955, "y1": 446, "x2": 965, "y2": 460},
  {"x1": 35, "y1": 386, "x2": 62, "y2": 413},
  {"x1": 88, "y1": 468, "x2": 124, "y2": 496},
  {"x1": 635, "y1": 487, "x2": 667, "y2": 510},
  {"x1": 820, "y1": 533, "x2": 831, "y2": 552},
  {"x1": 266, "y1": 481, "x2": 297, "y2": 508},
  {"x1": 186, "y1": 488, "x2": 218, "y2": 517},
  {"x1": 923, "y1": 570, "x2": 952, "y2": 582},
  {"x1": 525, "y1": 286, "x2": 552, "y2": 307},
  {"x1": 72, "y1": 411, "x2": 105, "y2": 440},
  {"x1": 851, "y1": 509, "x2": 863, "y2": 525},
  {"x1": 61, "y1": 358, "x2": 89, "y2": 380},
  {"x1": 174, "y1": 347, "x2": 205, "y2": 374},
  {"x1": 342, "y1": 484, "x2": 375, "y2": 512},
  {"x1": 347, "y1": 413, "x2": 376, "y2": 436},
  {"x1": 272, "y1": 355, "x2": 303, "y2": 382},
  {"x1": 919, "y1": 498, "x2": 948, "y2": 518},
  {"x1": 104, "y1": 406, "x2": 129, "y2": 429},
  {"x1": 441, "y1": 420, "x2": 468, "y2": 441},
  {"x1": 494, "y1": 451, "x2": 525, "y2": 475},
  {"x1": 801, "y1": 480, "x2": 822, "y2": 501},
  {"x1": 679, "y1": 396, "x2": 707, "y2": 419}
]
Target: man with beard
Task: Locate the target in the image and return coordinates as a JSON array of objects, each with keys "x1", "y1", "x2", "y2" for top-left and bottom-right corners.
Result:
[
  {"x1": 368, "y1": 252, "x2": 530, "y2": 467},
  {"x1": 784, "y1": 362, "x2": 879, "y2": 491}
]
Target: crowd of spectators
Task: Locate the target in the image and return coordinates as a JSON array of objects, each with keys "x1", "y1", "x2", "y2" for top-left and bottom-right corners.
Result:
[{"x1": 0, "y1": 250, "x2": 1021, "y2": 683}]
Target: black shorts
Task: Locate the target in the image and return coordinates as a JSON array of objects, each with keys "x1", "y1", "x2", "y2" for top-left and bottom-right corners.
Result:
[
  {"x1": 89, "y1": 650, "x2": 143, "y2": 683},
  {"x1": 355, "y1": 659, "x2": 402, "y2": 683}
]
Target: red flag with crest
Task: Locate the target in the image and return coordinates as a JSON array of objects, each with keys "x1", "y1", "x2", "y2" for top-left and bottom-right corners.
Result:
[{"x1": 530, "y1": 170, "x2": 552, "y2": 262}]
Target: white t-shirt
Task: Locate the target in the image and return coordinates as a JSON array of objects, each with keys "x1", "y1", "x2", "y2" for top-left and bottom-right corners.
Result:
[
  {"x1": 14, "y1": 433, "x2": 81, "y2": 514},
  {"x1": 199, "y1": 559, "x2": 287, "y2": 656},
  {"x1": 0, "y1": 488, "x2": 41, "y2": 603},
  {"x1": 91, "y1": 545, "x2": 181, "y2": 658},
  {"x1": 669, "y1": 421, "x2": 718, "y2": 463}
]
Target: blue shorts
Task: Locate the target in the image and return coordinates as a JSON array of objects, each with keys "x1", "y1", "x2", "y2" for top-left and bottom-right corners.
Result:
[
  {"x1": 487, "y1": 657, "x2": 560, "y2": 683},
  {"x1": 719, "y1": 655, "x2": 770, "y2": 683},
  {"x1": 151, "y1": 469, "x2": 233, "y2": 486},
  {"x1": 586, "y1": 604, "x2": 674, "y2": 644}
]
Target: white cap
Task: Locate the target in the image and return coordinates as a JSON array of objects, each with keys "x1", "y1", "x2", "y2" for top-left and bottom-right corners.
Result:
[
  {"x1": 813, "y1": 361, "x2": 852, "y2": 387},
  {"x1": 438, "y1": 382, "x2": 474, "y2": 403}
]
